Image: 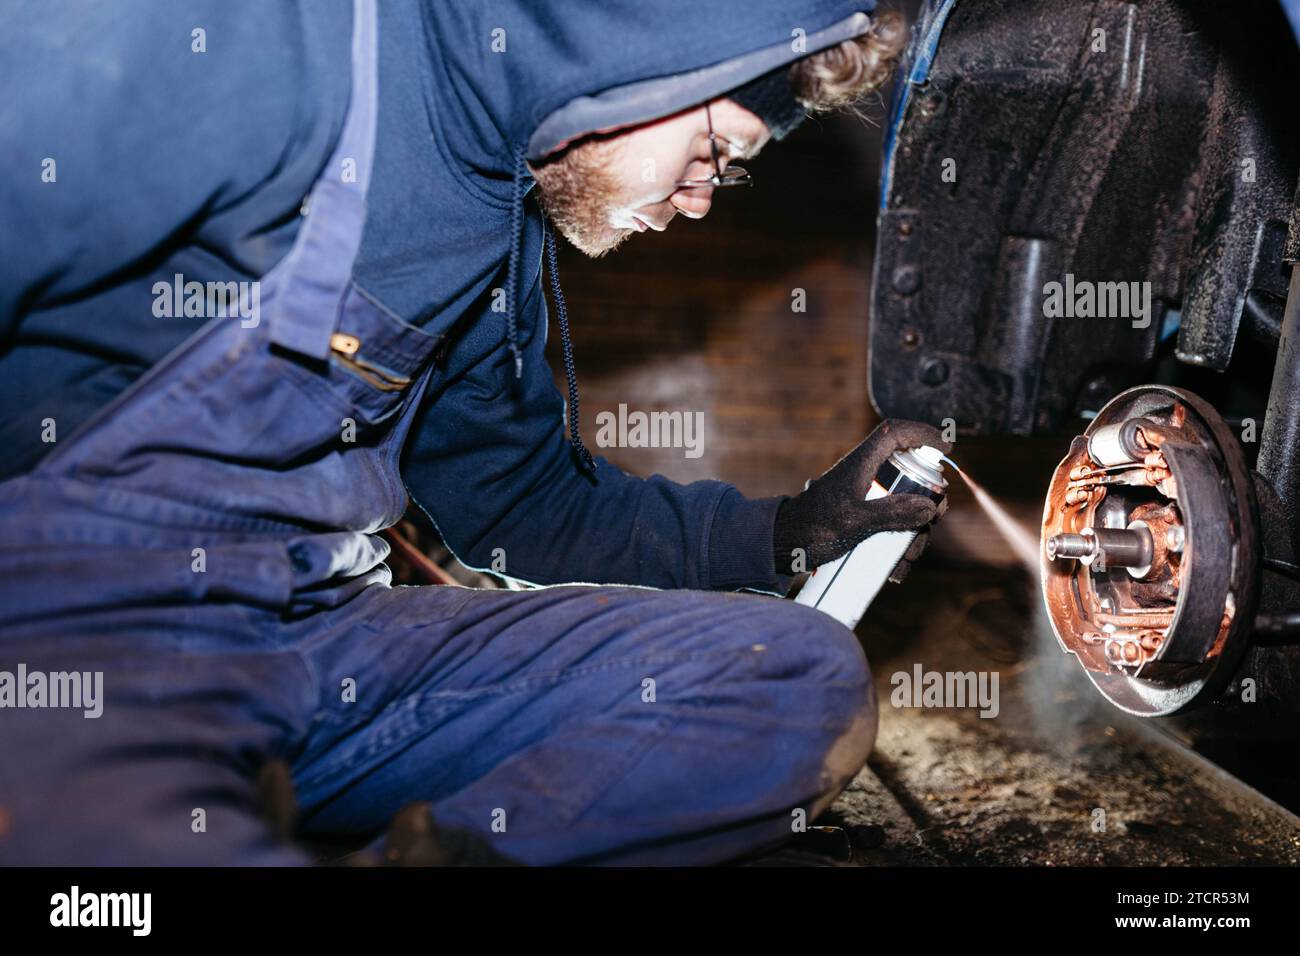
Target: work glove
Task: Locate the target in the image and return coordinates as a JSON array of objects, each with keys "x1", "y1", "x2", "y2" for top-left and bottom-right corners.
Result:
[{"x1": 773, "y1": 419, "x2": 951, "y2": 579}]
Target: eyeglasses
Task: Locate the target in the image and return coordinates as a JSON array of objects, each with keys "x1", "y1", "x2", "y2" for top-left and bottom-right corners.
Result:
[{"x1": 674, "y1": 104, "x2": 753, "y2": 190}]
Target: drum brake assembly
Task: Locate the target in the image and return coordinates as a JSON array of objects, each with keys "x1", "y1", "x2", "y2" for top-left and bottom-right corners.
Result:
[{"x1": 1041, "y1": 386, "x2": 1261, "y2": 716}]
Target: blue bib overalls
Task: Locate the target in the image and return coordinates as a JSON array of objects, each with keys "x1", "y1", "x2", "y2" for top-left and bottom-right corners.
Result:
[{"x1": 0, "y1": 0, "x2": 876, "y2": 865}]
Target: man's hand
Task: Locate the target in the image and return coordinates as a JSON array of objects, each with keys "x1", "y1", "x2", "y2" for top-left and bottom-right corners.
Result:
[{"x1": 773, "y1": 419, "x2": 951, "y2": 576}]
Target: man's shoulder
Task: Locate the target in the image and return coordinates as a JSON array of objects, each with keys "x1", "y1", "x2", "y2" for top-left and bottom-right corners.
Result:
[{"x1": 2, "y1": 2, "x2": 352, "y2": 149}]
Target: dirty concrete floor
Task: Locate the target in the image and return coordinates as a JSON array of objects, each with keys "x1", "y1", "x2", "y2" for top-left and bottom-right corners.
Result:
[{"x1": 757, "y1": 458, "x2": 1300, "y2": 867}]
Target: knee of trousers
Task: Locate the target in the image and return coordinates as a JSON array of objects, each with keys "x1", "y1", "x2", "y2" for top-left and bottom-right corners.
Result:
[
  {"x1": 741, "y1": 600, "x2": 879, "y2": 795},
  {"x1": 800, "y1": 603, "x2": 878, "y2": 797}
]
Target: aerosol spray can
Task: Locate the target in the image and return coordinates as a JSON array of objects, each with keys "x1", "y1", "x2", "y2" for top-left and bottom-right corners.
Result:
[{"x1": 795, "y1": 445, "x2": 948, "y2": 630}]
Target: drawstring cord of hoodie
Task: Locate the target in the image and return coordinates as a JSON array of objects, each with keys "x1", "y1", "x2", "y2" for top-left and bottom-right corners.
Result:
[
  {"x1": 507, "y1": 149, "x2": 597, "y2": 473},
  {"x1": 543, "y1": 222, "x2": 597, "y2": 473}
]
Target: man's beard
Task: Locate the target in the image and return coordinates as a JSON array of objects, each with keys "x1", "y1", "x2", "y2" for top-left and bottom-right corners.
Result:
[{"x1": 531, "y1": 134, "x2": 633, "y2": 258}]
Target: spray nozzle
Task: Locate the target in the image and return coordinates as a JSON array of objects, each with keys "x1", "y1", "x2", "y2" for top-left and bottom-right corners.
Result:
[{"x1": 910, "y1": 444, "x2": 951, "y2": 472}]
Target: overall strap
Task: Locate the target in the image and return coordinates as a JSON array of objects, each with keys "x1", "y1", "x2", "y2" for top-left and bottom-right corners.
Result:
[{"x1": 268, "y1": 0, "x2": 380, "y2": 360}]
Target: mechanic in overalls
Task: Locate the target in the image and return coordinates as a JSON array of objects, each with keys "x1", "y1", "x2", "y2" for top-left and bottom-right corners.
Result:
[{"x1": 0, "y1": 0, "x2": 946, "y2": 864}]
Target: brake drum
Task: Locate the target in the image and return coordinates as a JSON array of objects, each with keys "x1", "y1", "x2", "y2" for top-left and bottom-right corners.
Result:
[{"x1": 1040, "y1": 386, "x2": 1261, "y2": 715}]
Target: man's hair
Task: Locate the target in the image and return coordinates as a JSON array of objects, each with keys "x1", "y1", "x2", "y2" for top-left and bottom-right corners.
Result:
[{"x1": 788, "y1": 10, "x2": 907, "y2": 113}]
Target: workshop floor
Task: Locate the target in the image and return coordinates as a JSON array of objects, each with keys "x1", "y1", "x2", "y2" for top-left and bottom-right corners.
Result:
[{"x1": 828, "y1": 571, "x2": 1300, "y2": 866}]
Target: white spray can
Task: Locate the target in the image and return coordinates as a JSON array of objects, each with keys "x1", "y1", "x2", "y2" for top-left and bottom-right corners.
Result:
[{"x1": 795, "y1": 445, "x2": 948, "y2": 630}]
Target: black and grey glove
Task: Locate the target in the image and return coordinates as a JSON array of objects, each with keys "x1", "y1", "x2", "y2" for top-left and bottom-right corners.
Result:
[{"x1": 772, "y1": 419, "x2": 951, "y2": 578}]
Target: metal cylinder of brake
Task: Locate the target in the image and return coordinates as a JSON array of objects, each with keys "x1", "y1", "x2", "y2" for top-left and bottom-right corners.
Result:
[
  {"x1": 1046, "y1": 525, "x2": 1153, "y2": 571},
  {"x1": 1087, "y1": 419, "x2": 1147, "y2": 466}
]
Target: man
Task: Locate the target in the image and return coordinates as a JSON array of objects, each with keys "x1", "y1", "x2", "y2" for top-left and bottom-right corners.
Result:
[{"x1": 0, "y1": 0, "x2": 946, "y2": 865}]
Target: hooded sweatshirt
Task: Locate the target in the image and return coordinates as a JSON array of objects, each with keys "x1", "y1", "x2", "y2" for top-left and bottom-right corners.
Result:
[{"x1": 0, "y1": 0, "x2": 877, "y2": 592}]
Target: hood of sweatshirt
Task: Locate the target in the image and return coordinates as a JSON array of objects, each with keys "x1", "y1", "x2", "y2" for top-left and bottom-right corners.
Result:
[{"x1": 427, "y1": 0, "x2": 878, "y2": 170}]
